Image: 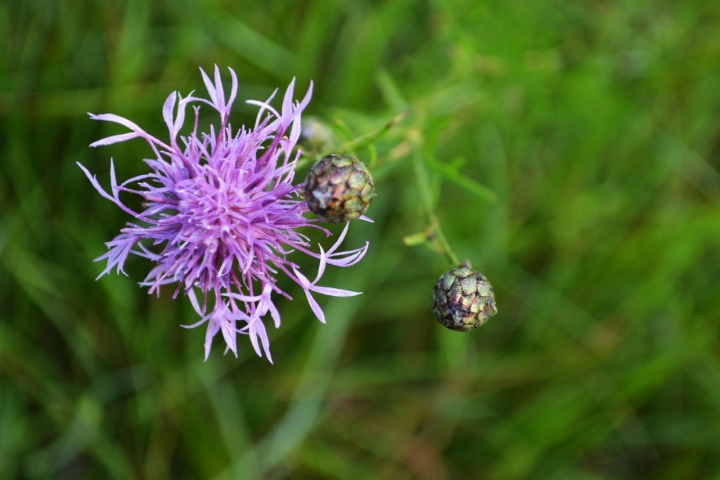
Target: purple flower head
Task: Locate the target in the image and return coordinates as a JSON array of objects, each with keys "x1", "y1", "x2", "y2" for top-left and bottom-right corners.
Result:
[{"x1": 79, "y1": 66, "x2": 370, "y2": 362}]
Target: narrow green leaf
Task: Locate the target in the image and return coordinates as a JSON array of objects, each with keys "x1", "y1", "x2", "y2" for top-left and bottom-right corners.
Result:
[
  {"x1": 375, "y1": 69, "x2": 409, "y2": 112},
  {"x1": 339, "y1": 110, "x2": 409, "y2": 153},
  {"x1": 403, "y1": 231, "x2": 428, "y2": 246},
  {"x1": 424, "y1": 153, "x2": 498, "y2": 203}
]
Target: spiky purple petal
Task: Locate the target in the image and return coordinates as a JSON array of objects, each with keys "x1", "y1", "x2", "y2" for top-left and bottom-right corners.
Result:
[{"x1": 81, "y1": 66, "x2": 369, "y2": 361}]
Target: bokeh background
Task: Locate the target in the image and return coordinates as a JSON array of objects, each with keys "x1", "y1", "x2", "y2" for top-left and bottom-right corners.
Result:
[{"x1": 3, "y1": 1, "x2": 720, "y2": 478}]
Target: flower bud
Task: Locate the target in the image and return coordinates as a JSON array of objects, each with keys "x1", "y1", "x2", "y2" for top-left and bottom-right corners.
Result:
[
  {"x1": 299, "y1": 117, "x2": 334, "y2": 152},
  {"x1": 431, "y1": 263, "x2": 497, "y2": 332},
  {"x1": 304, "y1": 154, "x2": 374, "y2": 223}
]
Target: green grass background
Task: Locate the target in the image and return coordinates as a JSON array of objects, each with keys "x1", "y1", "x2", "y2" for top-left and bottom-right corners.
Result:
[{"x1": 3, "y1": 0, "x2": 720, "y2": 478}]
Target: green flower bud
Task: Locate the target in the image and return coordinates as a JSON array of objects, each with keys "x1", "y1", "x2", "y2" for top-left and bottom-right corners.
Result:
[
  {"x1": 431, "y1": 262, "x2": 497, "y2": 332},
  {"x1": 299, "y1": 117, "x2": 334, "y2": 152},
  {"x1": 304, "y1": 154, "x2": 375, "y2": 223}
]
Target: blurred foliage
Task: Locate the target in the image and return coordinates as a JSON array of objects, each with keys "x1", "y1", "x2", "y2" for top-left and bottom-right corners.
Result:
[{"x1": 3, "y1": 0, "x2": 720, "y2": 478}]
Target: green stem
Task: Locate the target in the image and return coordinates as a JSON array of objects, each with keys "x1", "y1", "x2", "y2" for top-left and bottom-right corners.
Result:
[
  {"x1": 412, "y1": 147, "x2": 460, "y2": 267},
  {"x1": 433, "y1": 222, "x2": 460, "y2": 266}
]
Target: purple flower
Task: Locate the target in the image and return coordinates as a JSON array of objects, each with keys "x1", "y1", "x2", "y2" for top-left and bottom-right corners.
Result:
[{"x1": 79, "y1": 66, "x2": 369, "y2": 362}]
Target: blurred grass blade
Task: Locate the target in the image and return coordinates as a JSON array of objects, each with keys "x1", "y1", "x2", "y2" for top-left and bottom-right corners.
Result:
[{"x1": 213, "y1": 17, "x2": 299, "y2": 78}]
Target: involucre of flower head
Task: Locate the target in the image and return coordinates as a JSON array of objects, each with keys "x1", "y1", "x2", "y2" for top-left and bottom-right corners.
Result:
[
  {"x1": 79, "y1": 66, "x2": 371, "y2": 362},
  {"x1": 431, "y1": 262, "x2": 497, "y2": 332},
  {"x1": 304, "y1": 154, "x2": 375, "y2": 223}
]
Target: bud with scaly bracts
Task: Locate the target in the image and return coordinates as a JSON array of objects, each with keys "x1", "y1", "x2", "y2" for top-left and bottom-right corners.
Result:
[
  {"x1": 431, "y1": 261, "x2": 497, "y2": 332},
  {"x1": 304, "y1": 154, "x2": 374, "y2": 223}
]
